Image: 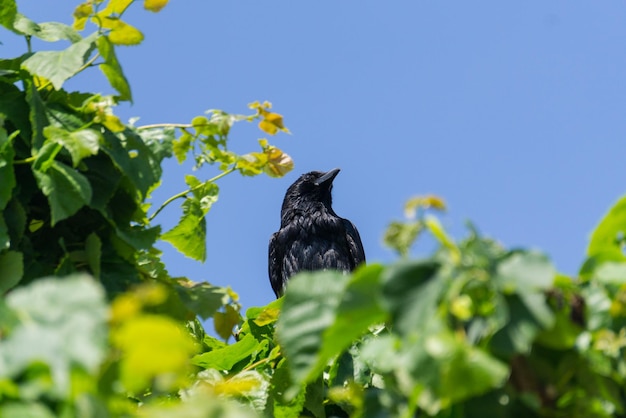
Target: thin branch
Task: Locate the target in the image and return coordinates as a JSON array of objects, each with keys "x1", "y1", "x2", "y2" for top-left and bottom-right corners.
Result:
[{"x1": 148, "y1": 167, "x2": 236, "y2": 222}]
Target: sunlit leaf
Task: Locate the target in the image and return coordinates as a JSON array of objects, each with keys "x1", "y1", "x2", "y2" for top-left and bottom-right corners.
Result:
[
  {"x1": 404, "y1": 194, "x2": 446, "y2": 219},
  {"x1": 587, "y1": 194, "x2": 626, "y2": 263},
  {"x1": 276, "y1": 270, "x2": 349, "y2": 390},
  {"x1": 112, "y1": 314, "x2": 198, "y2": 392},
  {"x1": 97, "y1": 35, "x2": 132, "y2": 101},
  {"x1": 99, "y1": 18, "x2": 144, "y2": 45},
  {"x1": 0, "y1": 0, "x2": 17, "y2": 31},
  {"x1": 43, "y1": 126, "x2": 101, "y2": 167},
  {"x1": 263, "y1": 145, "x2": 293, "y2": 178},
  {"x1": 192, "y1": 333, "x2": 258, "y2": 370},
  {"x1": 72, "y1": 1, "x2": 93, "y2": 31},
  {"x1": 0, "y1": 275, "x2": 107, "y2": 395},
  {"x1": 22, "y1": 33, "x2": 98, "y2": 90},
  {"x1": 33, "y1": 22, "x2": 82, "y2": 43},
  {"x1": 144, "y1": 0, "x2": 169, "y2": 12}
]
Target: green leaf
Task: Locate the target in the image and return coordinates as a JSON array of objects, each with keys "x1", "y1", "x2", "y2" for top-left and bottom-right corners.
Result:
[
  {"x1": 22, "y1": 33, "x2": 97, "y2": 90},
  {"x1": 172, "y1": 131, "x2": 192, "y2": 163},
  {"x1": 0, "y1": 125, "x2": 16, "y2": 210},
  {"x1": 0, "y1": 213, "x2": 8, "y2": 250},
  {"x1": 33, "y1": 160, "x2": 92, "y2": 225},
  {"x1": 214, "y1": 304, "x2": 240, "y2": 341},
  {"x1": 85, "y1": 232, "x2": 101, "y2": 278},
  {"x1": 0, "y1": 402, "x2": 56, "y2": 418},
  {"x1": 0, "y1": 0, "x2": 17, "y2": 31},
  {"x1": 192, "y1": 333, "x2": 258, "y2": 370},
  {"x1": 175, "y1": 281, "x2": 228, "y2": 320},
  {"x1": 316, "y1": 264, "x2": 386, "y2": 379},
  {"x1": 25, "y1": 80, "x2": 48, "y2": 150},
  {"x1": 101, "y1": 130, "x2": 161, "y2": 199},
  {"x1": 0, "y1": 250, "x2": 23, "y2": 294},
  {"x1": 587, "y1": 194, "x2": 626, "y2": 261},
  {"x1": 490, "y1": 293, "x2": 554, "y2": 357},
  {"x1": 97, "y1": 35, "x2": 132, "y2": 101},
  {"x1": 0, "y1": 274, "x2": 107, "y2": 396},
  {"x1": 161, "y1": 197, "x2": 207, "y2": 261},
  {"x1": 34, "y1": 22, "x2": 82, "y2": 42},
  {"x1": 43, "y1": 126, "x2": 101, "y2": 167},
  {"x1": 276, "y1": 270, "x2": 349, "y2": 387},
  {"x1": 269, "y1": 359, "x2": 307, "y2": 418},
  {"x1": 495, "y1": 251, "x2": 555, "y2": 294},
  {"x1": 381, "y1": 259, "x2": 442, "y2": 336}
]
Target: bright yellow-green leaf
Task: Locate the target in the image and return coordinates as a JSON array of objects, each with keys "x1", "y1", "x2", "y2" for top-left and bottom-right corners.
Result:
[
  {"x1": 254, "y1": 307, "x2": 280, "y2": 326},
  {"x1": 98, "y1": 0, "x2": 133, "y2": 16},
  {"x1": 112, "y1": 314, "x2": 199, "y2": 392},
  {"x1": 72, "y1": 2, "x2": 93, "y2": 31},
  {"x1": 424, "y1": 215, "x2": 460, "y2": 264},
  {"x1": 404, "y1": 195, "x2": 446, "y2": 219},
  {"x1": 101, "y1": 114, "x2": 125, "y2": 132},
  {"x1": 263, "y1": 146, "x2": 293, "y2": 178},
  {"x1": 99, "y1": 18, "x2": 144, "y2": 45},
  {"x1": 172, "y1": 131, "x2": 192, "y2": 163},
  {"x1": 259, "y1": 112, "x2": 289, "y2": 135},
  {"x1": 144, "y1": 0, "x2": 168, "y2": 12},
  {"x1": 450, "y1": 295, "x2": 473, "y2": 320}
]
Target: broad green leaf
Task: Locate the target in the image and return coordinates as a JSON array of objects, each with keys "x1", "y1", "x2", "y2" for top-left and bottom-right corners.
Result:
[
  {"x1": 32, "y1": 22, "x2": 82, "y2": 42},
  {"x1": 11, "y1": 13, "x2": 40, "y2": 36},
  {"x1": 0, "y1": 275, "x2": 107, "y2": 395},
  {"x1": 490, "y1": 293, "x2": 554, "y2": 357},
  {"x1": 381, "y1": 259, "x2": 442, "y2": 336},
  {"x1": 97, "y1": 35, "x2": 132, "y2": 101},
  {"x1": 0, "y1": 250, "x2": 23, "y2": 294},
  {"x1": 161, "y1": 197, "x2": 207, "y2": 261},
  {"x1": 192, "y1": 333, "x2": 259, "y2": 370},
  {"x1": 175, "y1": 281, "x2": 229, "y2": 320},
  {"x1": 22, "y1": 33, "x2": 98, "y2": 90},
  {"x1": 43, "y1": 126, "x2": 101, "y2": 167},
  {"x1": 495, "y1": 251, "x2": 555, "y2": 294},
  {"x1": 0, "y1": 0, "x2": 17, "y2": 31},
  {"x1": 436, "y1": 335, "x2": 509, "y2": 404},
  {"x1": 383, "y1": 220, "x2": 422, "y2": 257},
  {"x1": 144, "y1": 0, "x2": 169, "y2": 12},
  {"x1": 315, "y1": 264, "x2": 386, "y2": 380},
  {"x1": 0, "y1": 126, "x2": 15, "y2": 210},
  {"x1": 269, "y1": 359, "x2": 307, "y2": 418},
  {"x1": 0, "y1": 82, "x2": 31, "y2": 142},
  {"x1": 101, "y1": 130, "x2": 161, "y2": 199},
  {"x1": 0, "y1": 403, "x2": 56, "y2": 418},
  {"x1": 33, "y1": 160, "x2": 93, "y2": 225},
  {"x1": 112, "y1": 314, "x2": 198, "y2": 393},
  {"x1": 276, "y1": 270, "x2": 349, "y2": 387},
  {"x1": 588, "y1": 195, "x2": 626, "y2": 261}
]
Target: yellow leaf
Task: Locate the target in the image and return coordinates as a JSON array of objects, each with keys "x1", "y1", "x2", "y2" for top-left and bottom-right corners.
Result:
[
  {"x1": 110, "y1": 293, "x2": 141, "y2": 323},
  {"x1": 214, "y1": 304, "x2": 240, "y2": 341},
  {"x1": 102, "y1": 114, "x2": 126, "y2": 132},
  {"x1": 98, "y1": 18, "x2": 144, "y2": 45},
  {"x1": 258, "y1": 112, "x2": 289, "y2": 135},
  {"x1": 213, "y1": 372, "x2": 264, "y2": 396},
  {"x1": 254, "y1": 307, "x2": 280, "y2": 326},
  {"x1": 264, "y1": 146, "x2": 293, "y2": 178},
  {"x1": 112, "y1": 314, "x2": 199, "y2": 392},
  {"x1": 98, "y1": 0, "x2": 133, "y2": 16},
  {"x1": 144, "y1": 0, "x2": 168, "y2": 12},
  {"x1": 404, "y1": 194, "x2": 446, "y2": 219},
  {"x1": 72, "y1": 1, "x2": 93, "y2": 31},
  {"x1": 450, "y1": 295, "x2": 473, "y2": 320}
]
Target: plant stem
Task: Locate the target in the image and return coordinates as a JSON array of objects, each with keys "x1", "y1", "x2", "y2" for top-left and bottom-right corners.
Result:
[
  {"x1": 137, "y1": 123, "x2": 192, "y2": 130},
  {"x1": 148, "y1": 167, "x2": 236, "y2": 222}
]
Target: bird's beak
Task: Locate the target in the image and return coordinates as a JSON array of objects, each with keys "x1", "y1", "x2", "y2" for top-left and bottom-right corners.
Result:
[{"x1": 314, "y1": 168, "x2": 341, "y2": 186}]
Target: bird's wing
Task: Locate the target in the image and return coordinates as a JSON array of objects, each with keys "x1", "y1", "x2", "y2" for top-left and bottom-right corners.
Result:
[
  {"x1": 343, "y1": 219, "x2": 366, "y2": 268},
  {"x1": 268, "y1": 232, "x2": 285, "y2": 297}
]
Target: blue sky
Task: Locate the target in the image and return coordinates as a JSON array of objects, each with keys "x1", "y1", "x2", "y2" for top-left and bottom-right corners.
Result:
[{"x1": 3, "y1": 2, "x2": 626, "y2": 311}]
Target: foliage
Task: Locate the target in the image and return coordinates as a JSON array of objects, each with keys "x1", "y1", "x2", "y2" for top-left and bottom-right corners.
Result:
[{"x1": 2, "y1": 1, "x2": 626, "y2": 417}]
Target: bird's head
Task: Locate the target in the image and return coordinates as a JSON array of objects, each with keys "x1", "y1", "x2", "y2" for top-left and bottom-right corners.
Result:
[{"x1": 281, "y1": 168, "x2": 340, "y2": 219}]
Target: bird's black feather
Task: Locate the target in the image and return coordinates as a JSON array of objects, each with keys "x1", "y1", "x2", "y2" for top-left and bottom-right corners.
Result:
[{"x1": 268, "y1": 168, "x2": 366, "y2": 297}]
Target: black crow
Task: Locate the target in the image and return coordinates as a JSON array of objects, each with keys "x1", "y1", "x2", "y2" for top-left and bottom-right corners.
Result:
[{"x1": 268, "y1": 168, "x2": 366, "y2": 297}]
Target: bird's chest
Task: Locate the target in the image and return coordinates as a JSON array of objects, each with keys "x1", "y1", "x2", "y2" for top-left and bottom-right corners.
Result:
[{"x1": 279, "y1": 215, "x2": 350, "y2": 271}]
